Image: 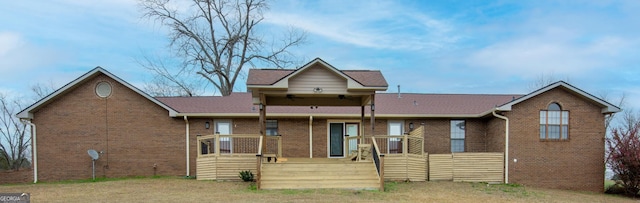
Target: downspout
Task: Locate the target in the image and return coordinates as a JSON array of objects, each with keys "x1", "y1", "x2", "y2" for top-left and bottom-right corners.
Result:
[
  {"x1": 21, "y1": 119, "x2": 37, "y2": 183},
  {"x1": 184, "y1": 116, "x2": 190, "y2": 177},
  {"x1": 309, "y1": 116, "x2": 313, "y2": 158},
  {"x1": 492, "y1": 109, "x2": 509, "y2": 184}
]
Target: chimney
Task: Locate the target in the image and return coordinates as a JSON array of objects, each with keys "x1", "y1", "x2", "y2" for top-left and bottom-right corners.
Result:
[{"x1": 397, "y1": 85, "x2": 402, "y2": 99}]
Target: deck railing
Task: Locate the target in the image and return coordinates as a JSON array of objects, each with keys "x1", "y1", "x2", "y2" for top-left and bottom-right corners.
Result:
[
  {"x1": 197, "y1": 134, "x2": 281, "y2": 157},
  {"x1": 363, "y1": 135, "x2": 424, "y2": 156}
]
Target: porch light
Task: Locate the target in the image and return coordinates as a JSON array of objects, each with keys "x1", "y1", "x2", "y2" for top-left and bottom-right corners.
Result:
[
  {"x1": 205, "y1": 122, "x2": 210, "y2": 129},
  {"x1": 259, "y1": 103, "x2": 264, "y2": 110},
  {"x1": 409, "y1": 122, "x2": 414, "y2": 131},
  {"x1": 371, "y1": 104, "x2": 375, "y2": 111}
]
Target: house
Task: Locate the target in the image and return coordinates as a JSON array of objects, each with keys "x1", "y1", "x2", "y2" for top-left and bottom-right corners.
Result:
[{"x1": 17, "y1": 58, "x2": 619, "y2": 192}]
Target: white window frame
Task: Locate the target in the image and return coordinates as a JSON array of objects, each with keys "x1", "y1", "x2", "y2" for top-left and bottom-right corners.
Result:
[
  {"x1": 450, "y1": 120, "x2": 465, "y2": 153},
  {"x1": 388, "y1": 120, "x2": 404, "y2": 154},
  {"x1": 215, "y1": 119, "x2": 233, "y2": 153}
]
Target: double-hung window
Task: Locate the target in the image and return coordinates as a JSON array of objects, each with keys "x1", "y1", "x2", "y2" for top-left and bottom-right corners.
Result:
[
  {"x1": 450, "y1": 120, "x2": 465, "y2": 152},
  {"x1": 540, "y1": 103, "x2": 569, "y2": 140},
  {"x1": 266, "y1": 120, "x2": 278, "y2": 136}
]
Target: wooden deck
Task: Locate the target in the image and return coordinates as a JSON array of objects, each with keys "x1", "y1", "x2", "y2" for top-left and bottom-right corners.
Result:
[{"x1": 259, "y1": 158, "x2": 380, "y2": 190}]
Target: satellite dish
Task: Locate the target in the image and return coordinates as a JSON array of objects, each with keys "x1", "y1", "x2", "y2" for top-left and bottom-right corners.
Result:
[{"x1": 88, "y1": 149, "x2": 99, "y2": 160}]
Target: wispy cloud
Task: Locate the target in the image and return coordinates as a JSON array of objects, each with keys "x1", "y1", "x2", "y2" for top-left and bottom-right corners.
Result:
[{"x1": 265, "y1": 1, "x2": 460, "y2": 52}]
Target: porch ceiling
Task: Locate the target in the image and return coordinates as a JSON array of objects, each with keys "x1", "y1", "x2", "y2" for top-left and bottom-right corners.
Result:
[{"x1": 263, "y1": 93, "x2": 372, "y2": 107}]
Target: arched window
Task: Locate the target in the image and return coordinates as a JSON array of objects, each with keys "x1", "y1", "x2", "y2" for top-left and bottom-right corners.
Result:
[{"x1": 540, "y1": 102, "x2": 569, "y2": 140}]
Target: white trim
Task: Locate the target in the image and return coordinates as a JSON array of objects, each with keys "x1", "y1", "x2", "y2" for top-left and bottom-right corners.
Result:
[{"x1": 17, "y1": 67, "x2": 178, "y2": 119}]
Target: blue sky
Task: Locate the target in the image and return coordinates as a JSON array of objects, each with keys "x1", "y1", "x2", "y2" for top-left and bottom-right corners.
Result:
[{"x1": 0, "y1": 0, "x2": 638, "y2": 111}]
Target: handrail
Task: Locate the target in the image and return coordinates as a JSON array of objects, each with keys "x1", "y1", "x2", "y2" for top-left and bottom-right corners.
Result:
[
  {"x1": 370, "y1": 137, "x2": 385, "y2": 191},
  {"x1": 257, "y1": 135, "x2": 264, "y2": 156}
]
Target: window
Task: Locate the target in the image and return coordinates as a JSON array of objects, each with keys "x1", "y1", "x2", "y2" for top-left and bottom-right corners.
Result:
[
  {"x1": 540, "y1": 103, "x2": 569, "y2": 140},
  {"x1": 266, "y1": 120, "x2": 278, "y2": 136},
  {"x1": 451, "y1": 120, "x2": 465, "y2": 153}
]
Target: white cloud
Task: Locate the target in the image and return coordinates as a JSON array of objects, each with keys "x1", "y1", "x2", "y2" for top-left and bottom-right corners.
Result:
[
  {"x1": 264, "y1": 1, "x2": 459, "y2": 52},
  {"x1": 0, "y1": 32, "x2": 63, "y2": 76}
]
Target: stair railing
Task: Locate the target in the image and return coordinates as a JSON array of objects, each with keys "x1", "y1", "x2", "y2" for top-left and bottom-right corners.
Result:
[{"x1": 370, "y1": 137, "x2": 385, "y2": 191}]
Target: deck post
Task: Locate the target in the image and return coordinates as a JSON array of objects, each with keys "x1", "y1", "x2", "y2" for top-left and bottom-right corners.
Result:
[
  {"x1": 402, "y1": 135, "x2": 408, "y2": 156},
  {"x1": 214, "y1": 133, "x2": 220, "y2": 155},
  {"x1": 256, "y1": 154, "x2": 262, "y2": 189}
]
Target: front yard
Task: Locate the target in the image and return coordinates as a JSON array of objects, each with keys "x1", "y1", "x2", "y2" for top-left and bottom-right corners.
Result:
[{"x1": 0, "y1": 177, "x2": 635, "y2": 202}]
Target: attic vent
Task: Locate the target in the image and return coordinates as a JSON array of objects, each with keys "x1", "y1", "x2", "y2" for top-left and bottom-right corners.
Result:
[{"x1": 96, "y1": 82, "x2": 112, "y2": 98}]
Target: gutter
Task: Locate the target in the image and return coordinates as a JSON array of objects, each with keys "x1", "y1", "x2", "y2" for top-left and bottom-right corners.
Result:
[
  {"x1": 184, "y1": 116, "x2": 190, "y2": 177},
  {"x1": 21, "y1": 119, "x2": 37, "y2": 183},
  {"x1": 492, "y1": 109, "x2": 509, "y2": 184}
]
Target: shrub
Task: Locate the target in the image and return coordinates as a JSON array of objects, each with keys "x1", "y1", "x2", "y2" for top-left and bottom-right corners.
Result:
[
  {"x1": 239, "y1": 170, "x2": 254, "y2": 182},
  {"x1": 606, "y1": 121, "x2": 640, "y2": 197}
]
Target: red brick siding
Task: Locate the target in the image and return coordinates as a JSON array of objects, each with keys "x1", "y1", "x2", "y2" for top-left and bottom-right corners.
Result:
[
  {"x1": 466, "y1": 119, "x2": 488, "y2": 152},
  {"x1": 486, "y1": 117, "x2": 506, "y2": 152},
  {"x1": 312, "y1": 119, "x2": 327, "y2": 157},
  {"x1": 32, "y1": 74, "x2": 185, "y2": 181},
  {"x1": 506, "y1": 87, "x2": 605, "y2": 192},
  {"x1": 424, "y1": 119, "x2": 451, "y2": 154}
]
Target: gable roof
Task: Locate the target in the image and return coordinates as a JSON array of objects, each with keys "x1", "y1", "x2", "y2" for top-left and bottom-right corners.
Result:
[
  {"x1": 496, "y1": 81, "x2": 621, "y2": 114},
  {"x1": 246, "y1": 58, "x2": 388, "y2": 88},
  {"x1": 156, "y1": 92, "x2": 521, "y2": 118},
  {"x1": 17, "y1": 67, "x2": 178, "y2": 119}
]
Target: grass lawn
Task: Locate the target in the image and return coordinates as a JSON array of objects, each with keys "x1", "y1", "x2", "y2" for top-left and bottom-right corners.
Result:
[{"x1": 1, "y1": 177, "x2": 635, "y2": 203}]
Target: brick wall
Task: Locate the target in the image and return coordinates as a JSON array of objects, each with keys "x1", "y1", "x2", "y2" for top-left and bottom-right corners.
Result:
[
  {"x1": 466, "y1": 119, "x2": 488, "y2": 152},
  {"x1": 486, "y1": 117, "x2": 506, "y2": 152},
  {"x1": 32, "y1": 74, "x2": 185, "y2": 181},
  {"x1": 505, "y1": 87, "x2": 605, "y2": 192}
]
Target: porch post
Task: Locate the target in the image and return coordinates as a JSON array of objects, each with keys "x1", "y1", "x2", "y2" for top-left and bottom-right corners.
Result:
[
  {"x1": 259, "y1": 93, "x2": 266, "y2": 154},
  {"x1": 370, "y1": 94, "x2": 375, "y2": 137},
  {"x1": 361, "y1": 105, "x2": 365, "y2": 143}
]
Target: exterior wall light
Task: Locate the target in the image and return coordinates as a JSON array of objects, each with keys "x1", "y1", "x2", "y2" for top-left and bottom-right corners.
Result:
[
  {"x1": 205, "y1": 121, "x2": 210, "y2": 129},
  {"x1": 409, "y1": 122, "x2": 414, "y2": 131}
]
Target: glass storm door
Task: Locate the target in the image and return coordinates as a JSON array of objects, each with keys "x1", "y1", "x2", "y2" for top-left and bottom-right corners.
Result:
[
  {"x1": 329, "y1": 123, "x2": 345, "y2": 157},
  {"x1": 346, "y1": 123, "x2": 359, "y2": 155}
]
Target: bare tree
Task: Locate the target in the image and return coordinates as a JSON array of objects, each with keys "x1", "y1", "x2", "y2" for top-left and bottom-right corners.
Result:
[
  {"x1": 138, "y1": 55, "x2": 203, "y2": 97},
  {"x1": 0, "y1": 93, "x2": 30, "y2": 170},
  {"x1": 139, "y1": 0, "x2": 306, "y2": 96},
  {"x1": 30, "y1": 81, "x2": 57, "y2": 101},
  {"x1": 527, "y1": 73, "x2": 572, "y2": 91}
]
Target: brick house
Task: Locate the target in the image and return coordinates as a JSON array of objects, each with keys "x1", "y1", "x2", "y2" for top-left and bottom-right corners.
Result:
[{"x1": 17, "y1": 58, "x2": 619, "y2": 192}]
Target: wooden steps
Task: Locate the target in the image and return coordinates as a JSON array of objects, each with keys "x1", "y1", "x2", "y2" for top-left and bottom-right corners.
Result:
[{"x1": 259, "y1": 158, "x2": 380, "y2": 190}]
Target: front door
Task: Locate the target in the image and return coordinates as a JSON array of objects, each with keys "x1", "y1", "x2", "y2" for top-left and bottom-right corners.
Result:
[{"x1": 329, "y1": 123, "x2": 344, "y2": 157}]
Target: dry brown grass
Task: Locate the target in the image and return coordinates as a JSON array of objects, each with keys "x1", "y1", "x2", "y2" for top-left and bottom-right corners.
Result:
[{"x1": 1, "y1": 177, "x2": 636, "y2": 203}]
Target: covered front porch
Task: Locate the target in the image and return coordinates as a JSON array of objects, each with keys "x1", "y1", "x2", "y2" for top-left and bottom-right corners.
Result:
[
  {"x1": 194, "y1": 59, "x2": 504, "y2": 190},
  {"x1": 195, "y1": 127, "x2": 426, "y2": 190}
]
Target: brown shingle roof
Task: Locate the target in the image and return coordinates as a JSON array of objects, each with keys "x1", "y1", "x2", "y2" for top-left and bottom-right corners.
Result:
[
  {"x1": 156, "y1": 92, "x2": 522, "y2": 116},
  {"x1": 246, "y1": 69, "x2": 294, "y2": 85}
]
